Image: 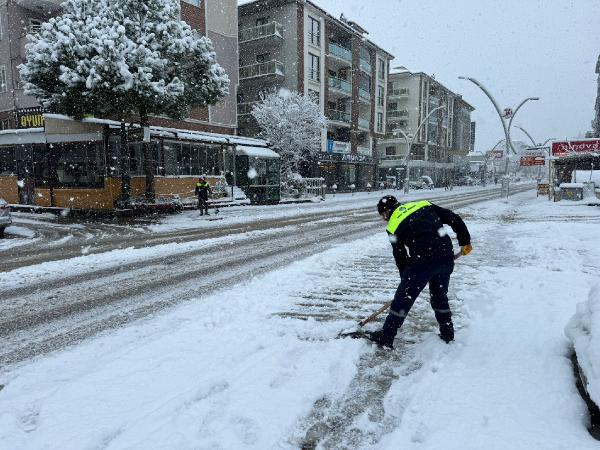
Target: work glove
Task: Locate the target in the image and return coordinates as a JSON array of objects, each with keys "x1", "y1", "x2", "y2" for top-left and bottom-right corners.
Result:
[{"x1": 461, "y1": 244, "x2": 473, "y2": 256}]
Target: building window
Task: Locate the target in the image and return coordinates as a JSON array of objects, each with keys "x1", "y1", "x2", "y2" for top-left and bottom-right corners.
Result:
[
  {"x1": 0, "y1": 119, "x2": 10, "y2": 130},
  {"x1": 182, "y1": 0, "x2": 200, "y2": 6},
  {"x1": 29, "y1": 19, "x2": 43, "y2": 34},
  {"x1": 256, "y1": 53, "x2": 270, "y2": 63},
  {"x1": 256, "y1": 17, "x2": 269, "y2": 26},
  {"x1": 385, "y1": 146, "x2": 396, "y2": 156},
  {"x1": 377, "y1": 85, "x2": 384, "y2": 107},
  {"x1": 378, "y1": 59, "x2": 386, "y2": 80},
  {"x1": 308, "y1": 16, "x2": 320, "y2": 47},
  {"x1": 0, "y1": 65, "x2": 7, "y2": 93},
  {"x1": 309, "y1": 53, "x2": 320, "y2": 81},
  {"x1": 377, "y1": 112, "x2": 384, "y2": 133},
  {"x1": 52, "y1": 142, "x2": 107, "y2": 188}
]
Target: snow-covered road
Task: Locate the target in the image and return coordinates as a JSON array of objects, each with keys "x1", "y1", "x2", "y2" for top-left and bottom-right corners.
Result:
[
  {"x1": 2, "y1": 187, "x2": 598, "y2": 449},
  {"x1": 0, "y1": 186, "x2": 526, "y2": 368},
  {"x1": 0, "y1": 185, "x2": 513, "y2": 272}
]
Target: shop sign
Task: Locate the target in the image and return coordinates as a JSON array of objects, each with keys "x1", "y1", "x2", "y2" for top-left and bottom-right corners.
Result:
[
  {"x1": 16, "y1": 107, "x2": 45, "y2": 129},
  {"x1": 520, "y1": 155, "x2": 545, "y2": 166},
  {"x1": 341, "y1": 153, "x2": 369, "y2": 163},
  {"x1": 327, "y1": 140, "x2": 351, "y2": 154},
  {"x1": 551, "y1": 139, "x2": 600, "y2": 157},
  {"x1": 317, "y1": 152, "x2": 372, "y2": 164},
  {"x1": 486, "y1": 149, "x2": 504, "y2": 159}
]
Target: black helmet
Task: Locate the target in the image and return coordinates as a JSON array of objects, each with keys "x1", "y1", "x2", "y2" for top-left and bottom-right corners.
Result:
[{"x1": 377, "y1": 195, "x2": 399, "y2": 215}]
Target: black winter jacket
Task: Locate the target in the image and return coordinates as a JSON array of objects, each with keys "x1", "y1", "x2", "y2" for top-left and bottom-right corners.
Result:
[{"x1": 388, "y1": 203, "x2": 470, "y2": 272}]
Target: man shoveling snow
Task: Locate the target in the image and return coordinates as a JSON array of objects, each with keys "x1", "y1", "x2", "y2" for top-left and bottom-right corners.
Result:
[{"x1": 366, "y1": 196, "x2": 472, "y2": 348}]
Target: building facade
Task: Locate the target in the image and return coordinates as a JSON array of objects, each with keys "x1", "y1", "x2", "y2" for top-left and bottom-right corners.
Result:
[
  {"x1": 237, "y1": 0, "x2": 393, "y2": 190},
  {"x1": 0, "y1": 0, "x2": 238, "y2": 135},
  {"x1": 591, "y1": 54, "x2": 600, "y2": 138},
  {"x1": 377, "y1": 71, "x2": 474, "y2": 187}
]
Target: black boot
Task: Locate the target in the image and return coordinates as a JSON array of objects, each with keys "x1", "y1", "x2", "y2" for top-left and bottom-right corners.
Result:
[
  {"x1": 367, "y1": 330, "x2": 395, "y2": 349},
  {"x1": 439, "y1": 321, "x2": 454, "y2": 343}
]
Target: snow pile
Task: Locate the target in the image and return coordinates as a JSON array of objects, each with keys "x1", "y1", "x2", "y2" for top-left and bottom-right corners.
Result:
[{"x1": 566, "y1": 285, "x2": 600, "y2": 406}]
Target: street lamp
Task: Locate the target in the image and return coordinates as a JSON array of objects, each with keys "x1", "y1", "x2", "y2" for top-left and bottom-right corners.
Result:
[
  {"x1": 394, "y1": 105, "x2": 446, "y2": 193},
  {"x1": 458, "y1": 76, "x2": 540, "y2": 176},
  {"x1": 507, "y1": 97, "x2": 539, "y2": 153},
  {"x1": 514, "y1": 125, "x2": 538, "y2": 147}
]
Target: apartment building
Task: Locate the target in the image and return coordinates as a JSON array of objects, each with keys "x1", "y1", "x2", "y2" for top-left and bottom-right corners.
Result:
[
  {"x1": 0, "y1": 0, "x2": 238, "y2": 135},
  {"x1": 591, "y1": 54, "x2": 600, "y2": 138},
  {"x1": 238, "y1": 0, "x2": 393, "y2": 190},
  {"x1": 452, "y1": 96, "x2": 475, "y2": 158},
  {"x1": 377, "y1": 70, "x2": 474, "y2": 185}
]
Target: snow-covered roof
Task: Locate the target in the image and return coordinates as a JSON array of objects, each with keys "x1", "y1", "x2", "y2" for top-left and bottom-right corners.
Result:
[
  {"x1": 43, "y1": 113, "x2": 270, "y2": 147},
  {"x1": 236, "y1": 146, "x2": 280, "y2": 159}
]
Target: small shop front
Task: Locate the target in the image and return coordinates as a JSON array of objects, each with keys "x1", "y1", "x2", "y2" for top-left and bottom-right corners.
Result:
[
  {"x1": 0, "y1": 115, "x2": 272, "y2": 211},
  {"x1": 314, "y1": 152, "x2": 376, "y2": 191},
  {"x1": 548, "y1": 139, "x2": 600, "y2": 201}
]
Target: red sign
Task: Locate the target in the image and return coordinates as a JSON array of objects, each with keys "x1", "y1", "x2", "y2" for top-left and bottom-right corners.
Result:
[
  {"x1": 520, "y1": 156, "x2": 545, "y2": 166},
  {"x1": 551, "y1": 139, "x2": 600, "y2": 157}
]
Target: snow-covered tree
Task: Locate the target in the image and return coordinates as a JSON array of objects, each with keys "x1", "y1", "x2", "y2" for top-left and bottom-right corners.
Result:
[
  {"x1": 19, "y1": 0, "x2": 229, "y2": 198},
  {"x1": 251, "y1": 89, "x2": 326, "y2": 185}
]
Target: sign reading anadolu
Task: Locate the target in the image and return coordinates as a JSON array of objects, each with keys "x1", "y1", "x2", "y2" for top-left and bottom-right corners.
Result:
[{"x1": 551, "y1": 139, "x2": 600, "y2": 157}]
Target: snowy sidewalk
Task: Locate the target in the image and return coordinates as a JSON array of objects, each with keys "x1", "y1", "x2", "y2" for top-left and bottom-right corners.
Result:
[{"x1": 1, "y1": 190, "x2": 599, "y2": 449}]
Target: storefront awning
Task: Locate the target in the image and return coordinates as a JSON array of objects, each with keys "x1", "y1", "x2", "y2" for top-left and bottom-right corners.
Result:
[{"x1": 236, "y1": 146, "x2": 280, "y2": 159}]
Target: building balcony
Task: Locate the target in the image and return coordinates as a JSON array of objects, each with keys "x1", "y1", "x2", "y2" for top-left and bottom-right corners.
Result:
[
  {"x1": 328, "y1": 42, "x2": 352, "y2": 65},
  {"x1": 239, "y1": 60, "x2": 284, "y2": 80},
  {"x1": 388, "y1": 88, "x2": 410, "y2": 99},
  {"x1": 237, "y1": 102, "x2": 258, "y2": 116},
  {"x1": 239, "y1": 21, "x2": 284, "y2": 44},
  {"x1": 360, "y1": 58, "x2": 372, "y2": 73},
  {"x1": 328, "y1": 77, "x2": 352, "y2": 97},
  {"x1": 358, "y1": 117, "x2": 370, "y2": 130},
  {"x1": 327, "y1": 109, "x2": 351, "y2": 126},
  {"x1": 358, "y1": 87, "x2": 371, "y2": 102},
  {"x1": 15, "y1": 0, "x2": 61, "y2": 12},
  {"x1": 387, "y1": 109, "x2": 409, "y2": 118}
]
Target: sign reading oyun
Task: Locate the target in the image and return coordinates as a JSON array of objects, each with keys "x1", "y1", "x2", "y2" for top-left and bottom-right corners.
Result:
[{"x1": 16, "y1": 108, "x2": 45, "y2": 129}]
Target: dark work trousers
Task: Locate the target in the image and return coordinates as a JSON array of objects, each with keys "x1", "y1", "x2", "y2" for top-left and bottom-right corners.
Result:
[
  {"x1": 382, "y1": 261, "x2": 454, "y2": 339},
  {"x1": 198, "y1": 197, "x2": 209, "y2": 215}
]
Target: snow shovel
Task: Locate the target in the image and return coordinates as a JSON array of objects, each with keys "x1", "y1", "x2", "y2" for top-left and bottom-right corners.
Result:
[{"x1": 337, "y1": 301, "x2": 392, "y2": 339}]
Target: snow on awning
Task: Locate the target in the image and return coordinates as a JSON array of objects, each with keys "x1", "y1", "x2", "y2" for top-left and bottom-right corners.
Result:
[{"x1": 236, "y1": 146, "x2": 280, "y2": 159}]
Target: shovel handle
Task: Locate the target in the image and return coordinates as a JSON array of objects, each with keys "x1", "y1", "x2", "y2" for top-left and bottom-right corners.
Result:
[{"x1": 359, "y1": 301, "x2": 393, "y2": 327}]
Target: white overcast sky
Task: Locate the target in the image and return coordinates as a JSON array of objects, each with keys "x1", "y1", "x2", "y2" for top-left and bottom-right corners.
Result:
[{"x1": 238, "y1": 0, "x2": 600, "y2": 151}]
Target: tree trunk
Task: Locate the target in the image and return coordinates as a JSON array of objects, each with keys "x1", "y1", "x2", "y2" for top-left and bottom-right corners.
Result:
[
  {"x1": 119, "y1": 121, "x2": 131, "y2": 206},
  {"x1": 139, "y1": 107, "x2": 154, "y2": 201}
]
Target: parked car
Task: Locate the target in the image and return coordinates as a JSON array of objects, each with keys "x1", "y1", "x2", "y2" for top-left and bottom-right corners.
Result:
[
  {"x1": 420, "y1": 176, "x2": 435, "y2": 189},
  {"x1": 409, "y1": 180, "x2": 425, "y2": 190},
  {"x1": 458, "y1": 176, "x2": 475, "y2": 186},
  {"x1": 0, "y1": 198, "x2": 12, "y2": 238}
]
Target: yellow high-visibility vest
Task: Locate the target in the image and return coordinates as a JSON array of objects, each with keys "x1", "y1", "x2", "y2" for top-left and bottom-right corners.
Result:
[{"x1": 386, "y1": 201, "x2": 431, "y2": 234}]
